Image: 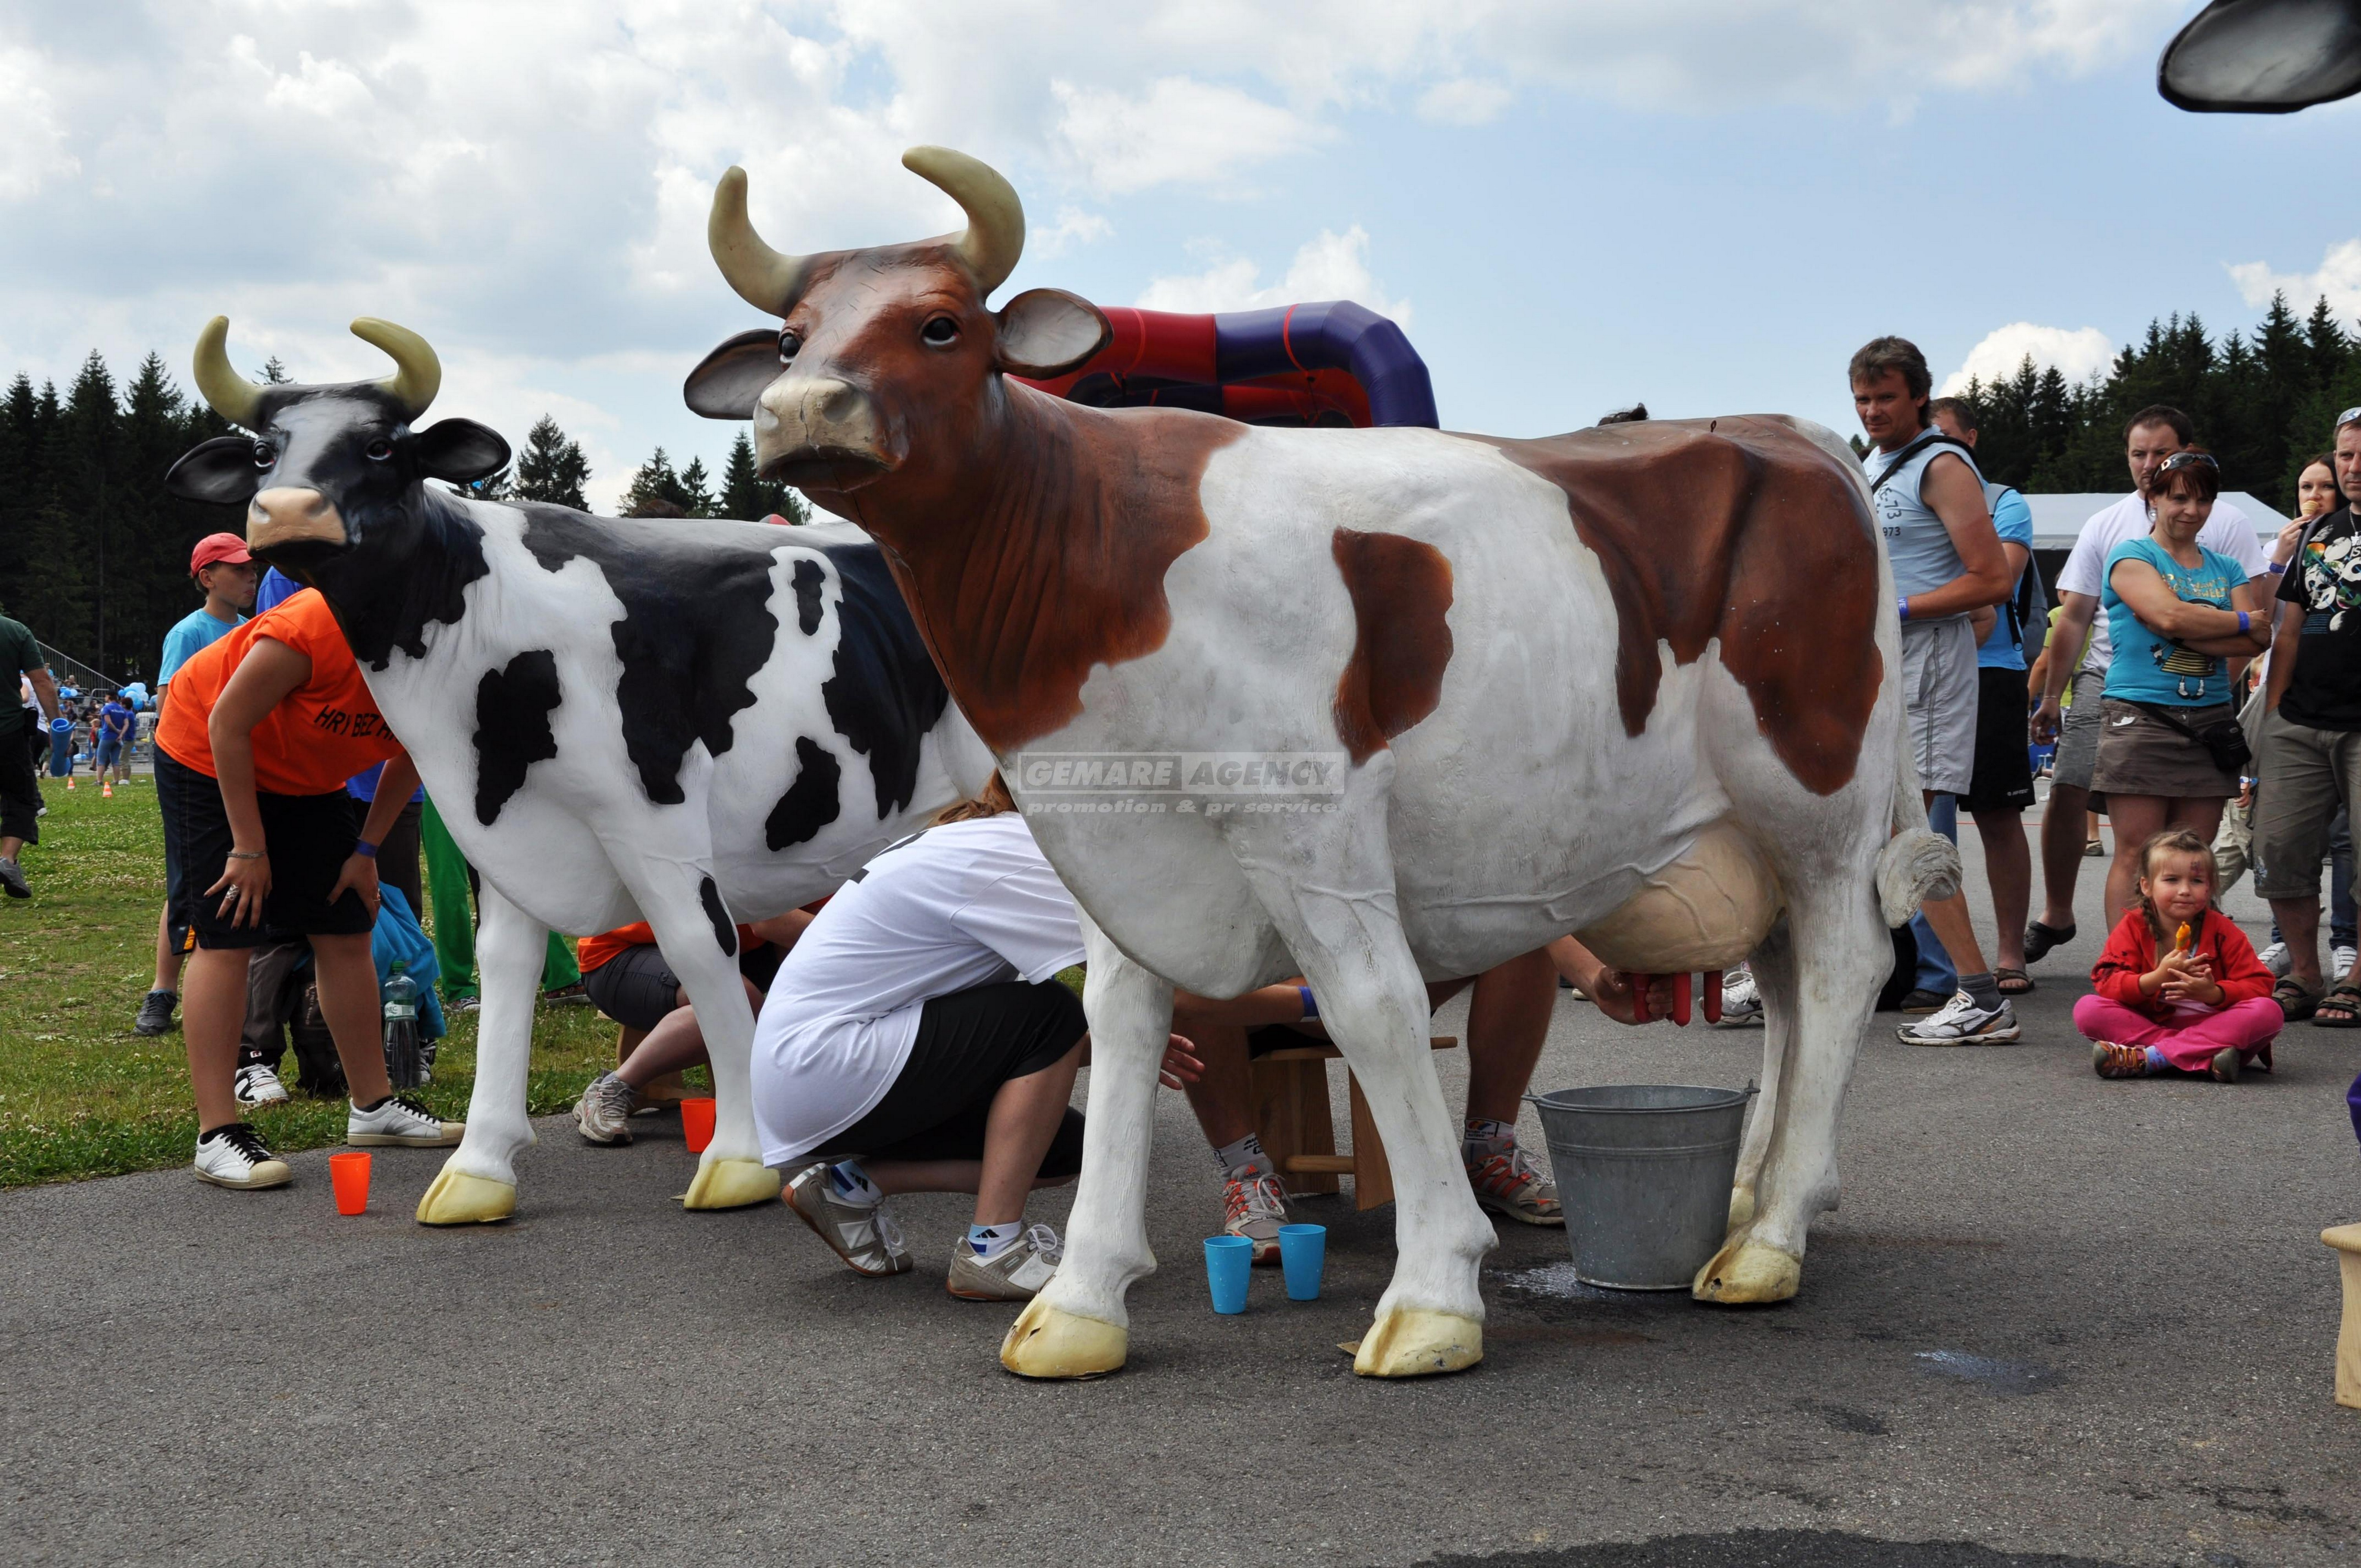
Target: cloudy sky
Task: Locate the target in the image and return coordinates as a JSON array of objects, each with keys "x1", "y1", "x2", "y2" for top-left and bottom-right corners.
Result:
[{"x1": 5, "y1": 0, "x2": 2357, "y2": 510}]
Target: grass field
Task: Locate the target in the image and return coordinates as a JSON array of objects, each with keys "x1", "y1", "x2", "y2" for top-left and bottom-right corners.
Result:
[{"x1": 0, "y1": 774, "x2": 635, "y2": 1187}]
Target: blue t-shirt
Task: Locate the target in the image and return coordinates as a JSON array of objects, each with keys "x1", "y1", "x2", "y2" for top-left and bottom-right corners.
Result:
[
  {"x1": 1863, "y1": 432, "x2": 1983, "y2": 600},
  {"x1": 1975, "y1": 486, "x2": 2037, "y2": 672},
  {"x1": 2099, "y1": 537, "x2": 2244, "y2": 707},
  {"x1": 158, "y1": 606, "x2": 243, "y2": 689},
  {"x1": 97, "y1": 701, "x2": 132, "y2": 740}
]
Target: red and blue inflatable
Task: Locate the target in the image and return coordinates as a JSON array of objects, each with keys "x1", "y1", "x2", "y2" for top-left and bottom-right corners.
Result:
[{"x1": 1015, "y1": 299, "x2": 1437, "y2": 430}]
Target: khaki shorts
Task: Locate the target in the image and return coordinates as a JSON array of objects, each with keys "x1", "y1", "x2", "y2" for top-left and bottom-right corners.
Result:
[
  {"x1": 1901, "y1": 616, "x2": 1978, "y2": 797},
  {"x1": 2089, "y1": 699, "x2": 2240, "y2": 801},
  {"x1": 2252, "y1": 709, "x2": 2361, "y2": 901},
  {"x1": 2051, "y1": 668, "x2": 2104, "y2": 792}
]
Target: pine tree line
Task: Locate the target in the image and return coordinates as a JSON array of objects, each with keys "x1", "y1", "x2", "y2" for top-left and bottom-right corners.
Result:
[
  {"x1": 0, "y1": 350, "x2": 805, "y2": 680},
  {"x1": 1956, "y1": 292, "x2": 2360, "y2": 507}
]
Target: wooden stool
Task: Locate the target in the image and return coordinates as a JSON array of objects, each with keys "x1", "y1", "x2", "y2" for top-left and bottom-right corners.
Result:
[
  {"x1": 1248, "y1": 1037, "x2": 1458, "y2": 1211},
  {"x1": 2325, "y1": 1224, "x2": 2361, "y2": 1409}
]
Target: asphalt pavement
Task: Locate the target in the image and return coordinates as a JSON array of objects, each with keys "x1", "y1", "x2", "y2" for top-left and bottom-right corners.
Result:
[{"x1": 5, "y1": 793, "x2": 2360, "y2": 1567}]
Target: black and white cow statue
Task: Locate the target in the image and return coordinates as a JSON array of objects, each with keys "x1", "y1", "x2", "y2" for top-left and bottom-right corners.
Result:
[{"x1": 164, "y1": 315, "x2": 993, "y2": 1223}]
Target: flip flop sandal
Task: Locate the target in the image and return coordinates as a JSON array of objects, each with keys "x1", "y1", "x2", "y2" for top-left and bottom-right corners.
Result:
[
  {"x1": 2312, "y1": 981, "x2": 2361, "y2": 1028},
  {"x1": 1995, "y1": 967, "x2": 2034, "y2": 995},
  {"x1": 2274, "y1": 976, "x2": 2324, "y2": 1021},
  {"x1": 2023, "y1": 921, "x2": 2077, "y2": 964}
]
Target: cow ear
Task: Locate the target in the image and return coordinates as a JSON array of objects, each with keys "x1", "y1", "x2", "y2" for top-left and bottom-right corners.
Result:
[
  {"x1": 994, "y1": 289, "x2": 1111, "y2": 378},
  {"x1": 685, "y1": 327, "x2": 783, "y2": 419},
  {"x1": 165, "y1": 436, "x2": 264, "y2": 505},
  {"x1": 413, "y1": 419, "x2": 512, "y2": 484}
]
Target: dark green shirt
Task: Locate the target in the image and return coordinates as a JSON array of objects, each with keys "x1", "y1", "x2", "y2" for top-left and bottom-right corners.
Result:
[{"x1": 0, "y1": 616, "x2": 44, "y2": 739}]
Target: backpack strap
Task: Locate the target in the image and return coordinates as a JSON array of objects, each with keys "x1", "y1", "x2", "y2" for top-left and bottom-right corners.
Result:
[{"x1": 1867, "y1": 430, "x2": 1976, "y2": 499}]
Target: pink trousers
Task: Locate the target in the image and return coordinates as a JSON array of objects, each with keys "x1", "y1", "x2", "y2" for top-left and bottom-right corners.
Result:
[{"x1": 2071, "y1": 994, "x2": 2284, "y2": 1072}]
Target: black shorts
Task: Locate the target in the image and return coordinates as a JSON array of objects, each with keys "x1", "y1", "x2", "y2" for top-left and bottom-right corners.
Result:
[
  {"x1": 583, "y1": 939, "x2": 787, "y2": 1030},
  {"x1": 157, "y1": 750, "x2": 374, "y2": 950},
  {"x1": 0, "y1": 724, "x2": 37, "y2": 847},
  {"x1": 1960, "y1": 666, "x2": 2036, "y2": 815},
  {"x1": 828, "y1": 979, "x2": 1086, "y2": 1178}
]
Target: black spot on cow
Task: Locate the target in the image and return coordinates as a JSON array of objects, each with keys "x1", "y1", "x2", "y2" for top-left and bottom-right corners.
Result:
[
  {"x1": 766, "y1": 736, "x2": 843, "y2": 850},
  {"x1": 514, "y1": 504, "x2": 782, "y2": 806},
  {"x1": 792, "y1": 557, "x2": 826, "y2": 635},
  {"x1": 816, "y1": 544, "x2": 951, "y2": 819},
  {"x1": 698, "y1": 876, "x2": 736, "y2": 957},
  {"x1": 310, "y1": 490, "x2": 492, "y2": 672},
  {"x1": 473, "y1": 649, "x2": 562, "y2": 826}
]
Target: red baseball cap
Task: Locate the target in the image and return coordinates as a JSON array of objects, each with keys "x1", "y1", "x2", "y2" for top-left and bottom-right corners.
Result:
[{"x1": 190, "y1": 533, "x2": 253, "y2": 574}]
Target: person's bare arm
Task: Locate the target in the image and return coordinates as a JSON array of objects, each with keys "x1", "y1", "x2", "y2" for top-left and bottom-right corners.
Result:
[
  {"x1": 204, "y1": 637, "x2": 315, "y2": 926},
  {"x1": 327, "y1": 749, "x2": 420, "y2": 914},
  {"x1": 746, "y1": 908, "x2": 816, "y2": 951},
  {"x1": 2033, "y1": 592, "x2": 2098, "y2": 742},
  {"x1": 1902, "y1": 454, "x2": 2014, "y2": 620},
  {"x1": 2107, "y1": 559, "x2": 2271, "y2": 654},
  {"x1": 1545, "y1": 935, "x2": 1675, "y2": 1025},
  {"x1": 26, "y1": 669, "x2": 58, "y2": 723},
  {"x1": 2264, "y1": 598, "x2": 2304, "y2": 712}
]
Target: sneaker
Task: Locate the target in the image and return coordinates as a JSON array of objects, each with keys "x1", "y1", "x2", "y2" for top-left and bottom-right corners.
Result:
[
  {"x1": 233, "y1": 1063, "x2": 290, "y2": 1107},
  {"x1": 541, "y1": 983, "x2": 591, "y2": 1007},
  {"x1": 2259, "y1": 941, "x2": 2294, "y2": 978},
  {"x1": 946, "y1": 1222, "x2": 1063, "y2": 1301},
  {"x1": 1896, "y1": 991, "x2": 2022, "y2": 1046},
  {"x1": 0, "y1": 857, "x2": 26, "y2": 898},
  {"x1": 1898, "y1": 987, "x2": 1950, "y2": 1014},
  {"x1": 2210, "y1": 1045, "x2": 2243, "y2": 1083},
  {"x1": 573, "y1": 1071, "x2": 638, "y2": 1145},
  {"x1": 345, "y1": 1093, "x2": 463, "y2": 1146},
  {"x1": 447, "y1": 993, "x2": 481, "y2": 1015},
  {"x1": 784, "y1": 1163, "x2": 912, "y2": 1276},
  {"x1": 2336, "y1": 946, "x2": 2356, "y2": 983},
  {"x1": 192, "y1": 1122, "x2": 292, "y2": 1190},
  {"x1": 1466, "y1": 1143, "x2": 1564, "y2": 1225},
  {"x1": 1221, "y1": 1169, "x2": 1290, "y2": 1264},
  {"x1": 2091, "y1": 1041, "x2": 2150, "y2": 1079},
  {"x1": 132, "y1": 988, "x2": 178, "y2": 1036},
  {"x1": 1716, "y1": 965, "x2": 1764, "y2": 1027}
]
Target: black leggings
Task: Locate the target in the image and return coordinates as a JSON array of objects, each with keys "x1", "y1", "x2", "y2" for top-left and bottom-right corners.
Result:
[{"x1": 829, "y1": 979, "x2": 1087, "y2": 1178}]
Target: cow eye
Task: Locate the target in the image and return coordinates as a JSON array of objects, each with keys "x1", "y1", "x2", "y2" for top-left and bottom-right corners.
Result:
[
  {"x1": 251, "y1": 441, "x2": 274, "y2": 469},
  {"x1": 778, "y1": 330, "x2": 802, "y2": 363},
  {"x1": 921, "y1": 315, "x2": 960, "y2": 347},
  {"x1": 365, "y1": 438, "x2": 395, "y2": 462}
]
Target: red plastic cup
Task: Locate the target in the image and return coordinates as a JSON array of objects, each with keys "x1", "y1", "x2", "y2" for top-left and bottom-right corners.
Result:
[
  {"x1": 329, "y1": 1150, "x2": 371, "y2": 1215},
  {"x1": 680, "y1": 1096, "x2": 717, "y2": 1154}
]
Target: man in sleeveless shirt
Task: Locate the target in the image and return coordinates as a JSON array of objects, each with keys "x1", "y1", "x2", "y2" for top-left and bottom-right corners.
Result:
[{"x1": 1850, "y1": 337, "x2": 2021, "y2": 1045}]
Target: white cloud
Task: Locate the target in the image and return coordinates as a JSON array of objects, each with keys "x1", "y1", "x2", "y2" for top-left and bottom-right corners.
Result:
[
  {"x1": 0, "y1": 43, "x2": 80, "y2": 199},
  {"x1": 1052, "y1": 77, "x2": 1328, "y2": 195},
  {"x1": 1033, "y1": 206, "x2": 1115, "y2": 258},
  {"x1": 1138, "y1": 227, "x2": 1411, "y2": 325},
  {"x1": 1417, "y1": 77, "x2": 1513, "y2": 125},
  {"x1": 1939, "y1": 323, "x2": 2117, "y2": 395},
  {"x1": 2227, "y1": 239, "x2": 2361, "y2": 322}
]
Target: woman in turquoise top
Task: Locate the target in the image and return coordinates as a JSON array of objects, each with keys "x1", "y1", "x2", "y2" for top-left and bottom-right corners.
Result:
[{"x1": 2093, "y1": 450, "x2": 2273, "y2": 921}]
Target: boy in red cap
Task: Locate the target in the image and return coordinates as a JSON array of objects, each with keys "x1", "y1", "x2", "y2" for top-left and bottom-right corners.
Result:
[{"x1": 133, "y1": 534, "x2": 260, "y2": 1037}]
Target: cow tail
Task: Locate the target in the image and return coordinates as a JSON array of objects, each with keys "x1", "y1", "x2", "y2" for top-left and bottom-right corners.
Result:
[{"x1": 1874, "y1": 678, "x2": 1963, "y2": 929}]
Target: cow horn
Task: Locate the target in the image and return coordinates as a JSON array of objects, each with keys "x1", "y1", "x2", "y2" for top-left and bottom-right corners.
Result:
[
  {"x1": 708, "y1": 166, "x2": 815, "y2": 314},
  {"x1": 192, "y1": 316, "x2": 266, "y2": 430},
  {"x1": 901, "y1": 146, "x2": 1024, "y2": 296},
  {"x1": 351, "y1": 317, "x2": 440, "y2": 419}
]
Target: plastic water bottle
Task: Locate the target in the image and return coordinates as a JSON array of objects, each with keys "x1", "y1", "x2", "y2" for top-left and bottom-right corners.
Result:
[{"x1": 382, "y1": 964, "x2": 424, "y2": 1090}]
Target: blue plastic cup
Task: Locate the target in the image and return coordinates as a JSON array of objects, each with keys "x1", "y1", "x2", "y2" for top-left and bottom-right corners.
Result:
[
  {"x1": 1204, "y1": 1235, "x2": 1253, "y2": 1314},
  {"x1": 1278, "y1": 1223, "x2": 1327, "y2": 1301}
]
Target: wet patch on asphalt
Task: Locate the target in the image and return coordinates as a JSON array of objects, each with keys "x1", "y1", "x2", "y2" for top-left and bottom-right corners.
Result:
[{"x1": 1912, "y1": 1348, "x2": 2062, "y2": 1395}]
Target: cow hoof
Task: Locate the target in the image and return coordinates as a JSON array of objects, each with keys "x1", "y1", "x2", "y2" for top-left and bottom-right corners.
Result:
[
  {"x1": 1727, "y1": 1184, "x2": 1757, "y2": 1231},
  {"x1": 681, "y1": 1157, "x2": 781, "y2": 1211},
  {"x1": 1352, "y1": 1309, "x2": 1483, "y2": 1378},
  {"x1": 1001, "y1": 1298, "x2": 1127, "y2": 1379},
  {"x1": 415, "y1": 1167, "x2": 517, "y2": 1226},
  {"x1": 1693, "y1": 1238, "x2": 1801, "y2": 1304}
]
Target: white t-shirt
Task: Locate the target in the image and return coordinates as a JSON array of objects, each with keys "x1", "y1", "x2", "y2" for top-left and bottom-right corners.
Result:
[
  {"x1": 749, "y1": 813, "x2": 1087, "y2": 1167},
  {"x1": 2054, "y1": 492, "x2": 2265, "y2": 672}
]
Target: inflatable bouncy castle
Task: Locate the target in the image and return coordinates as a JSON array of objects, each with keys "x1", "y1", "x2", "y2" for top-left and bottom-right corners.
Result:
[{"x1": 1012, "y1": 300, "x2": 1437, "y2": 430}]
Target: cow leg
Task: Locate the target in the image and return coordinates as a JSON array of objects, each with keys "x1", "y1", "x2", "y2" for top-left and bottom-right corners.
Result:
[
  {"x1": 416, "y1": 880, "x2": 544, "y2": 1224},
  {"x1": 1695, "y1": 873, "x2": 1881, "y2": 1304},
  {"x1": 1725, "y1": 915, "x2": 1799, "y2": 1233},
  {"x1": 615, "y1": 870, "x2": 780, "y2": 1212},
  {"x1": 1002, "y1": 911, "x2": 1170, "y2": 1380}
]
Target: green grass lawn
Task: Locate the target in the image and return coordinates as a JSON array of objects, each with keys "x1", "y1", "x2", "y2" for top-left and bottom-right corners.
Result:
[{"x1": 0, "y1": 775, "x2": 637, "y2": 1187}]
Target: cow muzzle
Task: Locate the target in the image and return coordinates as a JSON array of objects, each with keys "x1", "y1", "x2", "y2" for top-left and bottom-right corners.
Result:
[
  {"x1": 753, "y1": 376, "x2": 904, "y2": 492},
  {"x1": 247, "y1": 487, "x2": 348, "y2": 555}
]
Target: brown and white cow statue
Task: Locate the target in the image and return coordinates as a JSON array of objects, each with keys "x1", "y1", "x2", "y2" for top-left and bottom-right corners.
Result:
[{"x1": 685, "y1": 148, "x2": 1958, "y2": 1379}]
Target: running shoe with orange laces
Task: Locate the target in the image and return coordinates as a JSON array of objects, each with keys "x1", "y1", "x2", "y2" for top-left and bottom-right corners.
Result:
[
  {"x1": 2091, "y1": 1040, "x2": 2153, "y2": 1079},
  {"x1": 1466, "y1": 1143, "x2": 1562, "y2": 1226},
  {"x1": 1221, "y1": 1170, "x2": 1290, "y2": 1264}
]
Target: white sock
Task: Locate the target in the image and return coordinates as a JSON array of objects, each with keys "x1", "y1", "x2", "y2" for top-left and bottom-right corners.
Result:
[
  {"x1": 967, "y1": 1221, "x2": 1024, "y2": 1258},
  {"x1": 1213, "y1": 1132, "x2": 1272, "y2": 1178}
]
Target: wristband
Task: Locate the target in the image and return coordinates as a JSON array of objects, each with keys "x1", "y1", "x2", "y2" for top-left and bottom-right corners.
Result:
[
  {"x1": 1897, "y1": 596, "x2": 1912, "y2": 623},
  {"x1": 225, "y1": 849, "x2": 265, "y2": 861},
  {"x1": 2237, "y1": 610, "x2": 2251, "y2": 634},
  {"x1": 352, "y1": 840, "x2": 378, "y2": 860},
  {"x1": 1297, "y1": 985, "x2": 1318, "y2": 1021},
  {"x1": 2268, "y1": 562, "x2": 2288, "y2": 574}
]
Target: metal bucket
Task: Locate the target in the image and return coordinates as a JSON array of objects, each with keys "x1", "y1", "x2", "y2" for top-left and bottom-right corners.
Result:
[{"x1": 1527, "y1": 1083, "x2": 1755, "y2": 1291}]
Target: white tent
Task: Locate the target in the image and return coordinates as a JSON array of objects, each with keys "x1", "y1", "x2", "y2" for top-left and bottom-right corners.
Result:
[{"x1": 2022, "y1": 492, "x2": 2290, "y2": 554}]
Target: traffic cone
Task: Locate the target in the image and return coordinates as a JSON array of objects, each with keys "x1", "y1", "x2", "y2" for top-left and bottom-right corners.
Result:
[
  {"x1": 101, "y1": 781, "x2": 113, "y2": 798},
  {"x1": 65, "y1": 775, "x2": 75, "y2": 790}
]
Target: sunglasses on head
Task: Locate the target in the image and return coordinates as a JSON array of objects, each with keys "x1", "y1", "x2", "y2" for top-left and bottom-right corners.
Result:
[
  {"x1": 2158, "y1": 451, "x2": 2219, "y2": 472},
  {"x1": 2338, "y1": 406, "x2": 2361, "y2": 430}
]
